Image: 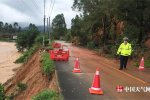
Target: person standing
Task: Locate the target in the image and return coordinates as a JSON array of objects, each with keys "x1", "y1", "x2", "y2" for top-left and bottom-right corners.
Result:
[{"x1": 117, "y1": 37, "x2": 132, "y2": 70}]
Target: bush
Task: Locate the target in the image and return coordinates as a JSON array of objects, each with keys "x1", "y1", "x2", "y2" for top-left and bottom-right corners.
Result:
[
  {"x1": 35, "y1": 34, "x2": 43, "y2": 44},
  {"x1": 17, "y1": 83, "x2": 27, "y2": 92},
  {"x1": 0, "y1": 84, "x2": 5, "y2": 100},
  {"x1": 110, "y1": 44, "x2": 119, "y2": 57},
  {"x1": 145, "y1": 59, "x2": 150, "y2": 68},
  {"x1": 32, "y1": 89, "x2": 58, "y2": 100},
  {"x1": 16, "y1": 24, "x2": 40, "y2": 51},
  {"x1": 44, "y1": 39, "x2": 49, "y2": 46},
  {"x1": 47, "y1": 45, "x2": 53, "y2": 50},
  {"x1": 41, "y1": 52, "x2": 55, "y2": 75},
  {"x1": 87, "y1": 41, "x2": 95, "y2": 49},
  {"x1": 134, "y1": 62, "x2": 139, "y2": 67},
  {"x1": 15, "y1": 45, "x2": 39, "y2": 63},
  {"x1": 65, "y1": 32, "x2": 72, "y2": 41}
]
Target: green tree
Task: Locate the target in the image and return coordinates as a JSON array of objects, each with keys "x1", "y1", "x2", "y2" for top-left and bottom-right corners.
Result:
[
  {"x1": 72, "y1": 0, "x2": 117, "y2": 46},
  {"x1": 51, "y1": 13, "x2": 67, "y2": 39},
  {"x1": 18, "y1": 26, "x2": 22, "y2": 32},
  {"x1": 8, "y1": 24, "x2": 13, "y2": 33},
  {"x1": 13, "y1": 22, "x2": 18, "y2": 33},
  {"x1": 0, "y1": 84, "x2": 5, "y2": 100},
  {"x1": 16, "y1": 23, "x2": 40, "y2": 51},
  {"x1": 0, "y1": 21, "x2": 3, "y2": 32},
  {"x1": 4, "y1": 23, "x2": 9, "y2": 33},
  {"x1": 71, "y1": 15, "x2": 82, "y2": 37},
  {"x1": 117, "y1": 0, "x2": 150, "y2": 43}
]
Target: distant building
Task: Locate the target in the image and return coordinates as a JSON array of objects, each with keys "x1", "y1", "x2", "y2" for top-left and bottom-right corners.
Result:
[{"x1": 0, "y1": 33, "x2": 17, "y2": 40}]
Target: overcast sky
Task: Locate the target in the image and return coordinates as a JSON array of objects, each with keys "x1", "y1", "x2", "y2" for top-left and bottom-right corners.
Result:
[{"x1": 0, "y1": 0, "x2": 79, "y2": 28}]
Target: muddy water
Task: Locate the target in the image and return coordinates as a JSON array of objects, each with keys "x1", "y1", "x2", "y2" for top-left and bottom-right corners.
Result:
[{"x1": 0, "y1": 42, "x2": 21, "y2": 84}]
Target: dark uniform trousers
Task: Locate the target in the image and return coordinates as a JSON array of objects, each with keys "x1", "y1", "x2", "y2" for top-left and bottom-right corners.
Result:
[{"x1": 120, "y1": 55, "x2": 128, "y2": 69}]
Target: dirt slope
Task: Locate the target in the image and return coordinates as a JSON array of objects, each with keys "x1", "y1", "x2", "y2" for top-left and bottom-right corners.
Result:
[{"x1": 4, "y1": 51, "x2": 58, "y2": 100}]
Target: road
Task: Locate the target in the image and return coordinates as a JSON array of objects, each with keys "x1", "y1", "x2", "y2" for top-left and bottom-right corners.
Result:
[
  {"x1": 55, "y1": 41, "x2": 150, "y2": 100},
  {"x1": 0, "y1": 42, "x2": 21, "y2": 84}
]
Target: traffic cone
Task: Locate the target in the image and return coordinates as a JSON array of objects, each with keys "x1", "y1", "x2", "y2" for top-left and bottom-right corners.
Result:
[
  {"x1": 72, "y1": 58, "x2": 81, "y2": 73},
  {"x1": 138, "y1": 57, "x2": 144, "y2": 70},
  {"x1": 89, "y1": 68, "x2": 103, "y2": 95}
]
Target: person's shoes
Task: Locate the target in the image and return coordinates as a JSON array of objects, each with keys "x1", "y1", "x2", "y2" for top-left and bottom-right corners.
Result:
[
  {"x1": 124, "y1": 67, "x2": 126, "y2": 69},
  {"x1": 119, "y1": 68, "x2": 123, "y2": 70}
]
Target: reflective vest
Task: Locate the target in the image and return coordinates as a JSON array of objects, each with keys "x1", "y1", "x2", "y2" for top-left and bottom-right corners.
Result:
[{"x1": 117, "y1": 43, "x2": 132, "y2": 56}]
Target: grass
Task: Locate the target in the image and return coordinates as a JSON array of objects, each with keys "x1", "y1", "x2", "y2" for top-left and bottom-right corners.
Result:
[
  {"x1": 41, "y1": 52, "x2": 55, "y2": 75},
  {"x1": 15, "y1": 45, "x2": 39, "y2": 63},
  {"x1": 17, "y1": 82, "x2": 27, "y2": 92},
  {"x1": 0, "y1": 38, "x2": 11, "y2": 42},
  {"x1": 32, "y1": 89, "x2": 59, "y2": 100},
  {"x1": 0, "y1": 84, "x2": 5, "y2": 100},
  {"x1": 47, "y1": 45, "x2": 53, "y2": 50},
  {"x1": 145, "y1": 60, "x2": 150, "y2": 68}
]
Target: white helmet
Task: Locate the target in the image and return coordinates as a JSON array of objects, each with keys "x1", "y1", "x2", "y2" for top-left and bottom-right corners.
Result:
[{"x1": 123, "y1": 37, "x2": 128, "y2": 41}]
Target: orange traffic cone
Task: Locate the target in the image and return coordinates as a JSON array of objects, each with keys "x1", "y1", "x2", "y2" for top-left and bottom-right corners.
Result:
[
  {"x1": 72, "y1": 58, "x2": 81, "y2": 73},
  {"x1": 138, "y1": 57, "x2": 144, "y2": 70},
  {"x1": 89, "y1": 68, "x2": 103, "y2": 95}
]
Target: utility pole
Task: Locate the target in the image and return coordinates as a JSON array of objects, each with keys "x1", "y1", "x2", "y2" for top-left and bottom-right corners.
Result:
[
  {"x1": 49, "y1": 16, "x2": 50, "y2": 43},
  {"x1": 47, "y1": 17, "x2": 49, "y2": 35},
  {"x1": 43, "y1": 0, "x2": 46, "y2": 46}
]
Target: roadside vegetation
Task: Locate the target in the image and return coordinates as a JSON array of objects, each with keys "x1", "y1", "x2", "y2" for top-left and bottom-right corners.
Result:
[
  {"x1": 0, "y1": 82, "x2": 27, "y2": 100},
  {"x1": 47, "y1": 0, "x2": 150, "y2": 67},
  {"x1": 67, "y1": 0, "x2": 150, "y2": 58},
  {"x1": 15, "y1": 23, "x2": 50, "y2": 63},
  {"x1": 32, "y1": 89, "x2": 59, "y2": 100},
  {"x1": 0, "y1": 84, "x2": 5, "y2": 100},
  {"x1": 16, "y1": 23, "x2": 40, "y2": 52},
  {"x1": 41, "y1": 52, "x2": 55, "y2": 76},
  {"x1": 15, "y1": 45, "x2": 39, "y2": 63}
]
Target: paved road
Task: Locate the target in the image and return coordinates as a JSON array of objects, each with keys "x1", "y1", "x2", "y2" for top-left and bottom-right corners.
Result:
[{"x1": 55, "y1": 42, "x2": 150, "y2": 100}]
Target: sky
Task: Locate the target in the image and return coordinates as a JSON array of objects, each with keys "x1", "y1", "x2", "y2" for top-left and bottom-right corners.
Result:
[{"x1": 0, "y1": 0, "x2": 79, "y2": 28}]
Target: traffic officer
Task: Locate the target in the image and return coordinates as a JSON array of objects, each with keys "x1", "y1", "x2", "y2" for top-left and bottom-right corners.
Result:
[{"x1": 117, "y1": 37, "x2": 132, "y2": 70}]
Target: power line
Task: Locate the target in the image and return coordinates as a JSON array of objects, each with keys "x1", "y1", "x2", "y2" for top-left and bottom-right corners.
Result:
[
  {"x1": 49, "y1": 0, "x2": 55, "y2": 16},
  {"x1": 16, "y1": 0, "x2": 33, "y2": 21},
  {"x1": 31, "y1": 0, "x2": 43, "y2": 14},
  {"x1": 17, "y1": 0, "x2": 41, "y2": 20},
  {"x1": 48, "y1": 0, "x2": 53, "y2": 16}
]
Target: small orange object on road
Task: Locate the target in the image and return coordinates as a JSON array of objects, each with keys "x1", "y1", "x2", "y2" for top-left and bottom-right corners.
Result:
[
  {"x1": 72, "y1": 58, "x2": 81, "y2": 73},
  {"x1": 138, "y1": 57, "x2": 145, "y2": 70},
  {"x1": 89, "y1": 68, "x2": 103, "y2": 95}
]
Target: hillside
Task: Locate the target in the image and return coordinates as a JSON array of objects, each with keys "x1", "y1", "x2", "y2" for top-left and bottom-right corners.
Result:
[{"x1": 4, "y1": 51, "x2": 58, "y2": 99}]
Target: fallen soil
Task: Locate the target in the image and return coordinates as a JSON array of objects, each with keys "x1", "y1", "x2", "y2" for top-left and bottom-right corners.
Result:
[
  {"x1": 0, "y1": 42, "x2": 21, "y2": 84},
  {"x1": 4, "y1": 51, "x2": 59, "y2": 100}
]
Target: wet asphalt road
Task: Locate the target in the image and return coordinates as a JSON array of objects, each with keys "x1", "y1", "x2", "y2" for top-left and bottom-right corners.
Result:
[
  {"x1": 55, "y1": 61, "x2": 102, "y2": 100},
  {"x1": 55, "y1": 42, "x2": 150, "y2": 100}
]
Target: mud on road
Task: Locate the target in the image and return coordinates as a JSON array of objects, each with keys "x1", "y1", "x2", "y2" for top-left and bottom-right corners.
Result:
[{"x1": 55, "y1": 41, "x2": 150, "y2": 100}]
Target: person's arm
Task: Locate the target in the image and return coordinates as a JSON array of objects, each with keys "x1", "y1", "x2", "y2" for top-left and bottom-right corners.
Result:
[
  {"x1": 117, "y1": 44, "x2": 122, "y2": 55},
  {"x1": 129, "y1": 44, "x2": 132, "y2": 55}
]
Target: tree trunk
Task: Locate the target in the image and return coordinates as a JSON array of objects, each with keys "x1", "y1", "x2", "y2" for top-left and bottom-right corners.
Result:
[{"x1": 102, "y1": 15, "x2": 107, "y2": 46}]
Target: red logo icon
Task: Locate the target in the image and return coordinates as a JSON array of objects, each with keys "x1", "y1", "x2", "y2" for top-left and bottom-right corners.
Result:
[{"x1": 116, "y1": 85, "x2": 124, "y2": 93}]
